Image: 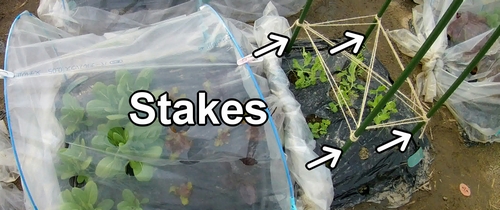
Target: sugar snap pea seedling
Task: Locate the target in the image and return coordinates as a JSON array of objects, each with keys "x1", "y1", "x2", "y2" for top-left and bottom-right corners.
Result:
[
  {"x1": 292, "y1": 47, "x2": 328, "y2": 89},
  {"x1": 308, "y1": 119, "x2": 331, "y2": 139}
]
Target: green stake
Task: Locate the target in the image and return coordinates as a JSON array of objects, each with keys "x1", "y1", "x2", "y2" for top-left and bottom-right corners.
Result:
[
  {"x1": 411, "y1": 26, "x2": 500, "y2": 136},
  {"x1": 365, "y1": 0, "x2": 392, "y2": 40},
  {"x1": 341, "y1": 0, "x2": 464, "y2": 153},
  {"x1": 285, "y1": 0, "x2": 314, "y2": 54}
]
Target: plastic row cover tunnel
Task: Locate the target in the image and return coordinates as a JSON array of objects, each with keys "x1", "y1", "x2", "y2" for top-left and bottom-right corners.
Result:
[
  {"x1": 4, "y1": 5, "x2": 295, "y2": 210},
  {"x1": 0, "y1": 118, "x2": 25, "y2": 210},
  {"x1": 37, "y1": 0, "x2": 307, "y2": 35}
]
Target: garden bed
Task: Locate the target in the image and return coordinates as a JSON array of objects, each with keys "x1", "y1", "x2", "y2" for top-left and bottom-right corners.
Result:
[
  {"x1": 283, "y1": 39, "x2": 431, "y2": 209},
  {"x1": 52, "y1": 66, "x2": 286, "y2": 210},
  {"x1": 3, "y1": 7, "x2": 294, "y2": 210}
]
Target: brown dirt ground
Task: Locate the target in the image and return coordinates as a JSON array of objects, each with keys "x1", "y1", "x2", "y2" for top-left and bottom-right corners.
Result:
[{"x1": 0, "y1": 0, "x2": 499, "y2": 209}]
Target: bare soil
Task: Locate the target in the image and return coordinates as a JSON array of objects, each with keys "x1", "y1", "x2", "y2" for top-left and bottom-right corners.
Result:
[{"x1": 0, "y1": 0, "x2": 499, "y2": 209}]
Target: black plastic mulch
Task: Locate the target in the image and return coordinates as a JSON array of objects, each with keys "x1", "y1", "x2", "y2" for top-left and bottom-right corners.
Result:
[{"x1": 282, "y1": 39, "x2": 430, "y2": 209}]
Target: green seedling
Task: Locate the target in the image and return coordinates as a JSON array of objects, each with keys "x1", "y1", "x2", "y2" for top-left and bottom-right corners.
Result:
[
  {"x1": 329, "y1": 52, "x2": 365, "y2": 112},
  {"x1": 292, "y1": 47, "x2": 328, "y2": 89},
  {"x1": 86, "y1": 69, "x2": 159, "y2": 121},
  {"x1": 59, "y1": 93, "x2": 93, "y2": 135},
  {"x1": 56, "y1": 137, "x2": 92, "y2": 184},
  {"x1": 367, "y1": 85, "x2": 398, "y2": 125},
  {"x1": 117, "y1": 189, "x2": 149, "y2": 210},
  {"x1": 59, "y1": 181, "x2": 114, "y2": 210},
  {"x1": 479, "y1": 9, "x2": 500, "y2": 28},
  {"x1": 92, "y1": 121, "x2": 163, "y2": 182},
  {"x1": 308, "y1": 119, "x2": 331, "y2": 139},
  {"x1": 169, "y1": 182, "x2": 193, "y2": 206},
  {"x1": 328, "y1": 102, "x2": 338, "y2": 113}
]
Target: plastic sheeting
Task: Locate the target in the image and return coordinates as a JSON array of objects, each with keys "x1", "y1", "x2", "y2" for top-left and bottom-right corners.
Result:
[
  {"x1": 37, "y1": 0, "x2": 307, "y2": 35},
  {"x1": 389, "y1": 0, "x2": 500, "y2": 143},
  {"x1": 3, "y1": 5, "x2": 300, "y2": 210},
  {"x1": 252, "y1": 4, "x2": 334, "y2": 210},
  {"x1": 281, "y1": 39, "x2": 431, "y2": 209},
  {"x1": 0, "y1": 118, "x2": 25, "y2": 210}
]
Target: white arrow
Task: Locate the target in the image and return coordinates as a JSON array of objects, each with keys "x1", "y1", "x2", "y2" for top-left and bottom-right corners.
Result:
[
  {"x1": 376, "y1": 129, "x2": 413, "y2": 153},
  {"x1": 305, "y1": 145, "x2": 343, "y2": 170},
  {"x1": 252, "y1": 32, "x2": 290, "y2": 58},
  {"x1": 328, "y1": 30, "x2": 366, "y2": 56}
]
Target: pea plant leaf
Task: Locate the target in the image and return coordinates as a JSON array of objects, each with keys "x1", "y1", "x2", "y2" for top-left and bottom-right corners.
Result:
[
  {"x1": 328, "y1": 50, "x2": 367, "y2": 113},
  {"x1": 302, "y1": 47, "x2": 312, "y2": 67},
  {"x1": 368, "y1": 85, "x2": 399, "y2": 125},
  {"x1": 292, "y1": 47, "x2": 330, "y2": 89},
  {"x1": 328, "y1": 102, "x2": 338, "y2": 113},
  {"x1": 319, "y1": 119, "x2": 331, "y2": 136},
  {"x1": 314, "y1": 57, "x2": 328, "y2": 83},
  {"x1": 292, "y1": 59, "x2": 303, "y2": 71},
  {"x1": 308, "y1": 122, "x2": 321, "y2": 139}
]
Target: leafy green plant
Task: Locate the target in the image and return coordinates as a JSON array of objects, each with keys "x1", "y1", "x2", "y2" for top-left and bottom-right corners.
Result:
[
  {"x1": 56, "y1": 136, "x2": 92, "y2": 185},
  {"x1": 59, "y1": 181, "x2": 114, "y2": 210},
  {"x1": 479, "y1": 9, "x2": 500, "y2": 28},
  {"x1": 86, "y1": 69, "x2": 156, "y2": 121},
  {"x1": 328, "y1": 102, "x2": 338, "y2": 113},
  {"x1": 367, "y1": 85, "x2": 398, "y2": 125},
  {"x1": 329, "y1": 52, "x2": 365, "y2": 111},
  {"x1": 117, "y1": 189, "x2": 149, "y2": 210},
  {"x1": 169, "y1": 182, "x2": 193, "y2": 206},
  {"x1": 71, "y1": 68, "x2": 165, "y2": 182},
  {"x1": 308, "y1": 119, "x2": 331, "y2": 139},
  {"x1": 326, "y1": 50, "x2": 398, "y2": 125},
  {"x1": 92, "y1": 121, "x2": 164, "y2": 182},
  {"x1": 59, "y1": 93, "x2": 93, "y2": 135},
  {"x1": 292, "y1": 47, "x2": 328, "y2": 89}
]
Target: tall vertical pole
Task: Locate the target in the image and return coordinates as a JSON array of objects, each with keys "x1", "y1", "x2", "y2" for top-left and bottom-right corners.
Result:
[
  {"x1": 285, "y1": 0, "x2": 314, "y2": 54},
  {"x1": 365, "y1": 0, "x2": 392, "y2": 40},
  {"x1": 411, "y1": 26, "x2": 500, "y2": 135},
  {"x1": 341, "y1": 0, "x2": 464, "y2": 152}
]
